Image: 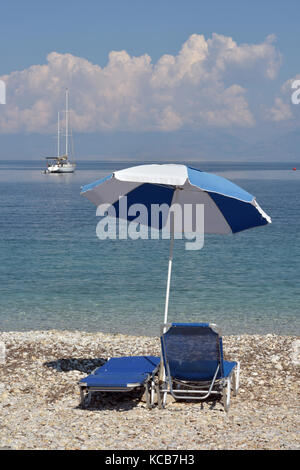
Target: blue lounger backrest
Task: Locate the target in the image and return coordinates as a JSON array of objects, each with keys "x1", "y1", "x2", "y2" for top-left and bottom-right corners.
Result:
[{"x1": 161, "y1": 323, "x2": 224, "y2": 381}]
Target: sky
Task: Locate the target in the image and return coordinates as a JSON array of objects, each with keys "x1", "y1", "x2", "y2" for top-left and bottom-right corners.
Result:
[{"x1": 0, "y1": 0, "x2": 300, "y2": 161}]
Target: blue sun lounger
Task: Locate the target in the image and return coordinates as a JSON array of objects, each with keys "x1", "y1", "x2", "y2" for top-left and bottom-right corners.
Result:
[
  {"x1": 79, "y1": 356, "x2": 160, "y2": 409},
  {"x1": 156, "y1": 323, "x2": 240, "y2": 412}
]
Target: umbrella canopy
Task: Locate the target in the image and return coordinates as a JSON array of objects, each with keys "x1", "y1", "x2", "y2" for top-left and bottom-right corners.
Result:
[
  {"x1": 81, "y1": 164, "x2": 271, "y2": 324},
  {"x1": 81, "y1": 164, "x2": 271, "y2": 234}
]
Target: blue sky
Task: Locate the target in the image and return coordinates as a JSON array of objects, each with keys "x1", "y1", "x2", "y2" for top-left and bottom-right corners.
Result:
[
  {"x1": 0, "y1": 0, "x2": 300, "y2": 160},
  {"x1": 1, "y1": 1, "x2": 299, "y2": 80}
]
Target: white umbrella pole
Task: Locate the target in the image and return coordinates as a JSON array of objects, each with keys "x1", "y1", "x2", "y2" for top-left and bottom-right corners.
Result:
[
  {"x1": 163, "y1": 187, "x2": 178, "y2": 327},
  {"x1": 163, "y1": 226, "x2": 174, "y2": 326},
  {"x1": 160, "y1": 189, "x2": 177, "y2": 387}
]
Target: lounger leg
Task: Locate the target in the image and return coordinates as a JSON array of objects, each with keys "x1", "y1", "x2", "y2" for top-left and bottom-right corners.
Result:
[
  {"x1": 150, "y1": 379, "x2": 155, "y2": 407},
  {"x1": 79, "y1": 387, "x2": 92, "y2": 409},
  {"x1": 232, "y1": 361, "x2": 240, "y2": 396},
  {"x1": 222, "y1": 378, "x2": 231, "y2": 412},
  {"x1": 144, "y1": 376, "x2": 156, "y2": 409},
  {"x1": 79, "y1": 387, "x2": 85, "y2": 408},
  {"x1": 156, "y1": 383, "x2": 163, "y2": 409},
  {"x1": 145, "y1": 381, "x2": 152, "y2": 409},
  {"x1": 156, "y1": 382, "x2": 167, "y2": 409}
]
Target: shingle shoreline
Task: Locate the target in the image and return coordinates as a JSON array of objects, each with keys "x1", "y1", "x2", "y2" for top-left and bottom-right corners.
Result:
[{"x1": 0, "y1": 330, "x2": 299, "y2": 450}]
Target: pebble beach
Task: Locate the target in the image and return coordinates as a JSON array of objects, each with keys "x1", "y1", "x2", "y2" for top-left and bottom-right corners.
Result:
[{"x1": 0, "y1": 330, "x2": 299, "y2": 450}]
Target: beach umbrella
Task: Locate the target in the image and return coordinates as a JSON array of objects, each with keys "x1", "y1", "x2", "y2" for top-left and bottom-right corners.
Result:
[{"x1": 81, "y1": 164, "x2": 271, "y2": 325}]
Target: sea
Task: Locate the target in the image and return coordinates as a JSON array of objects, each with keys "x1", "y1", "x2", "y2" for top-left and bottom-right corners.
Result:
[{"x1": 0, "y1": 160, "x2": 299, "y2": 337}]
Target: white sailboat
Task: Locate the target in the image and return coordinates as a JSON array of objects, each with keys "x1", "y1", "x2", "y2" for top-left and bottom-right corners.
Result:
[{"x1": 44, "y1": 89, "x2": 76, "y2": 174}]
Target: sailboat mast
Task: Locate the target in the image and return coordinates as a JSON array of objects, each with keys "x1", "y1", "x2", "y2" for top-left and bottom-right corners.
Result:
[
  {"x1": 57, "y1": 112, "x2": 60, "y2": 157},
  {"x1": 65, "y1": 88, "x2": 69, "y2": 157}
]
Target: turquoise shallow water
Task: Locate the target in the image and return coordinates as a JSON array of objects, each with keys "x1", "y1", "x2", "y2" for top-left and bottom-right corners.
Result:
[{"x1": 0, "y1": 160, "x2": 299, "y2": 336}]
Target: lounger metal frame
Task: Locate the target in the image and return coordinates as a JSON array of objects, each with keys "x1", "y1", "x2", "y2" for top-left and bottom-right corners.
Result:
[{"x1": 79, "y1": 357, "x2": 159, "y2": 409}]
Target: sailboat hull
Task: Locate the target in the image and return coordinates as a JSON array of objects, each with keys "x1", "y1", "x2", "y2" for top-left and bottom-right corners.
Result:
[{"x1": 46, "y1": 163, "x2": 76, "y2": 173}]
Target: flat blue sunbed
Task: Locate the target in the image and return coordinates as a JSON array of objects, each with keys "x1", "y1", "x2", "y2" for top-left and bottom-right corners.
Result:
[{"x1": 78, "y1": 356, "x2": 160, "y2": 409}]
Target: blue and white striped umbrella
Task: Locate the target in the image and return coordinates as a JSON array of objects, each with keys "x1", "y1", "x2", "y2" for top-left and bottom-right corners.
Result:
[{"x1": 81, "y1": 164, "x2": 271, "y2": 323}]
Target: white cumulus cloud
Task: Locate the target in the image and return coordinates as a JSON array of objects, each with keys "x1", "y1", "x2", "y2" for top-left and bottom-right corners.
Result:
[{"x1": 0, "y1": 33, "x2": 282, "y2": 134}]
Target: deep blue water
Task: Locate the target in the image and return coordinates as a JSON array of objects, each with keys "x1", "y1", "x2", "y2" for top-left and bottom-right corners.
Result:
[{"x1": 0, "y1": 160, "x2": 299, "y2": 336}]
